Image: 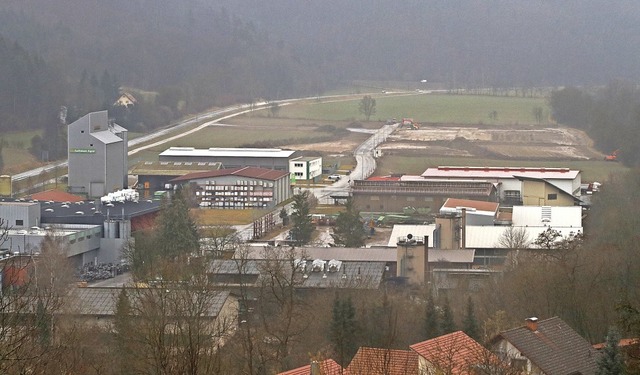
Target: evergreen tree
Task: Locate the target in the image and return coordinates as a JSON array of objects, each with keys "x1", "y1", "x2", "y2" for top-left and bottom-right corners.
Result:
[
  {"x1": 597, "y1": 327, "x2": 626, "y2": 375},
  {"x1": 441, "y1": 297, "x2": 456, "y2": 334},
  {"x1": 424, "y1": 291, "x2": 440, "y2": 339},
  {"x1": 155, "y1": 189, "x2": 200, "y2": 261},
  {"x1": 329, "y1": 294, "x2": 359, "y2": 367},
  {"x1": 289, "y1": 190, "x2": 314, "y2": 245},
  {"x1": 362, "y1": 291, "x2": 399, "y2": 348},
  {"x1": 462, "y1": 296, "x2": 480, "y2": 341},
  {"x1": 331, "y1": 197, "x2": 367, "y2": 247}
]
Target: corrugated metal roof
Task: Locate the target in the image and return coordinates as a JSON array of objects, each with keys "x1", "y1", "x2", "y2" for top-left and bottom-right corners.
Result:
[
  {"x1": 241, "y1": 246, "x2": 397, "y2": 262},
  {"x1": 69, "y1": 288, "x2": 230, "y2": 317},
  {"x1": 171, "y1": 166, "x2": 289, "y2": 182},
  {"x1": 210, "y1": 259, "x2": 385, "y2": 290},
  {"x1": 129, "y1": 161, "x2": 222, "y2": 176},
  {"x1": 511, "y1": 206, "x2": 582, "y2": 227},
  {"x1": 160, "y1": 147, "x2": 296, "y2": 158},
  {"x1": 465, "y1": 226, "x2": 583, "y2": 249},
  {"x1": 422, "y1": 166, "x2": 580, "y2": 180}
]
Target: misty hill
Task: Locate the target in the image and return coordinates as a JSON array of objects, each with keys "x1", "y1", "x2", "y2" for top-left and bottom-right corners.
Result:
[{"x1": 1, "y1": 1, "x2": 640, "y2": 146}]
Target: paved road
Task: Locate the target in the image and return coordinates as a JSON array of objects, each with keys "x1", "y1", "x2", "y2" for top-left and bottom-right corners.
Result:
[{"x1": 312, "y1": 123, "x2": 400, "y2": 205}]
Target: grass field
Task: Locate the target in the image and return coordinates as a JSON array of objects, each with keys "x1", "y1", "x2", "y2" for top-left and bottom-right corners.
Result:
[
  {"x1": 1, "y1": 130, "x2": 42, "y2": 173},
  {"x1": 375, "y1": 156, "x2": 628, "y2": 183},
  {"x1": 166, "y1": 126, "x2": 336, "y2": 149},
  {"x1": 278, "y1": 94, "x2": 549, "y2": 125}
]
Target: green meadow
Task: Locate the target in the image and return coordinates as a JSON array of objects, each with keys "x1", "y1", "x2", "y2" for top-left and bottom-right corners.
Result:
[{"x1": 278, "y1": 93, "x2": 549, "y2": 125}]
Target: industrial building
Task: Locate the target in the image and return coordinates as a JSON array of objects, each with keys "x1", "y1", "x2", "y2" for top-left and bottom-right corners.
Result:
[
  {"x1": 171, "y1": 167, "x2": 291, "y2": 209},
  {"x1": 159, "y1": 147, "x2": 297, "y2": 171},
  {"x1": 67, "y1": 111, "x2": 128, "y2": 198},
  {"x1": 351, "y1": 176, "x2": 498, "y2": 213},
  {"x1": 129, "y1": 160, "x2": 222, "y2": 192},
  {"x1": 420, "y1": 166, "x2": 582, "y2": 205},
  {"x1": 289, "y1": 156, "x2": 322, "y2": 181},
  {"x1": 0, "y1": 197, "x2": 162, "y2": 266}
]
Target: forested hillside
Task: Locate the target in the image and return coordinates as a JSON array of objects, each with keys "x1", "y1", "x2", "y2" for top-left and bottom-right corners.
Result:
[
  {"x1": 550, "y1": 83, "x2": 640, "y2": 167},
  {"x1": 2, "y1": 1, "x2": 640, "y2": 161}
]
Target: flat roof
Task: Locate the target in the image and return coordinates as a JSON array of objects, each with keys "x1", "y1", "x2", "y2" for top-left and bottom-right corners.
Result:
[
  {"x1": 171, "y1": 166, "x2": 289, "y2": 182},
  {"x1": 40, "y1": 199, "x2": 162, "y2": 225},
  {"x1": 421, "y1": 166, "x2": 580, "y2": 180},
  {"x1": 29, "y1": 189, "x2": 85, "y2": 203},
  {"x1": 240, "y1": 246, "x2": 398, "y2": 262},
  {"x1": 441, "y1": 198, "x2": 499, "y2": 214},
  {"x1": 387, "y1": 225, "x2": 437, "y2": 247},
  {"x1": 160, "y1": 147, "x2": 296, "y2": 158},
  {"x1": 429, "y1": 249, "x2": 475, "y2": 263},
  {"x1": 291, "y1": 156, "x2": 321, "y2": 162},
  {"x1": 212, "y1": 259, "x2": 386, "y2": 289},
  {"x1": 129, "y1": 161, "x2": 222, "y2": 176}
]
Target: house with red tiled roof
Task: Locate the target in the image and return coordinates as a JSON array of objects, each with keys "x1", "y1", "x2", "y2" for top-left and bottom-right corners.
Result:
[
  {"x1": 410, "y1": 331, "x2": 500, "y2": 374},
  {"x1": 491, "y1": 317, "x2": 600, "y2": 375},
  {"x1": 278, "y1": 359, "x2": 344, "y2": 375},
  {"x1": 347, "y1": 347, "x2": 418, "y2": 375},
  {"x1": 170, "y1": 166, "x2": 291, "y2": 209}
]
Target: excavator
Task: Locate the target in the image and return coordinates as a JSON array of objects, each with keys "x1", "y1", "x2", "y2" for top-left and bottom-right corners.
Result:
[
  {"x1": 402, "y1": 118, "x2": 420, "y2": 130},
  {"x1": 604, "y1": 149, "x2": 620, "y2": 162}
]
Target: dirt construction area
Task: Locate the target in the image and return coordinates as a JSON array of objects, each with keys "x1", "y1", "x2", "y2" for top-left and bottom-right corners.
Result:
[
  {"x1": 228, "y1": 116, "x2": 604, "y2": 160},
  {"x1": 378, "y1": 123, "x2": 603, "y2": 160}
]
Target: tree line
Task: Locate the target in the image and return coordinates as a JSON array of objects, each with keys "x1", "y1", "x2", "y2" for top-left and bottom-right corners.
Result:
[{"x1": 549, "y1": 82, "x2": 640, "y2": 167}]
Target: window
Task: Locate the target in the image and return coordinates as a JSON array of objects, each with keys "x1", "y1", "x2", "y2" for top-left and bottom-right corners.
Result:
[
  {"x1": 547, "y1": 193, "x2": 558, "y2": 200},
  {"x1": 370, "y1": 196, "x2": 380, "y2": 201},
  {"x1": 16, "y1": 220, "x2": 23, "y2": 226},
  {"x1": 406, "y1": 196, "x2": 416, "y2": 201},
  {"x1": 294, "y1": 163, "x2": 303, "y2": 168}
]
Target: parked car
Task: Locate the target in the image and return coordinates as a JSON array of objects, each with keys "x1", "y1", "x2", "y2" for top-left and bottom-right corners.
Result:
[{"x1": 327, "y1": 174, "x2": 341, "y2": 181}]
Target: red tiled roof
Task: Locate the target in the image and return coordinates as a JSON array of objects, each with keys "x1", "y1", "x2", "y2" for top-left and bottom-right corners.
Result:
[
  {"x1": 593, "y1": 338, "x2": 639, "y2": 349},
  {"x1": 410, "y1": 331, "x2": 498, "y2": 375},
  {"x1": 29, "y1": 189, "x2": 84, "y2": 203},
  {"x1": 442, "y1": 198, "x2": 499, "y2": 213},
  {"x1": 278, "y1": 359, "x2": 345, "y2": 375},
  {"x1": 347, "y1": 347, "x2": 418, "y2": 375},
  {"x1": 171, "y1": 166, "x2": 289, "y2": 182}
]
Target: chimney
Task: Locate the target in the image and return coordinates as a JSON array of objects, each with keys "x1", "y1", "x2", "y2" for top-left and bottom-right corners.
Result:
[
  {"x1": 310, "y1": 360, "x2": 320, "y2": 375},
  {"x1": 525, "y1": 317, "x2": 538, "y2": 331}
]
